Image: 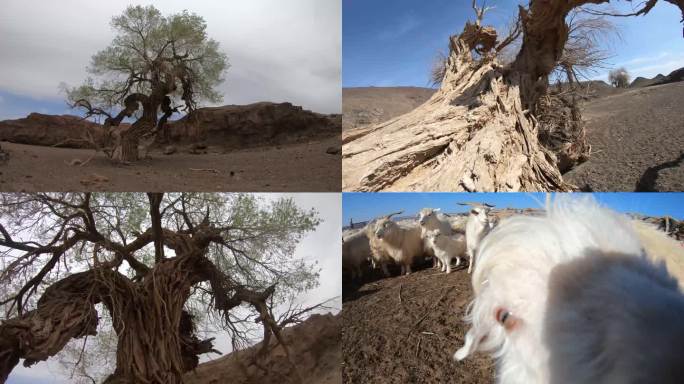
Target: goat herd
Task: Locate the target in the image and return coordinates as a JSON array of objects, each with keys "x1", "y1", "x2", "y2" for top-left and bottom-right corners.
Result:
[
  {"x1": 342, "y1": 196, "x2": 684, "y2": 384},
  {"x1": 343, "y1": 202, "x2": 493, "y2": 280}
]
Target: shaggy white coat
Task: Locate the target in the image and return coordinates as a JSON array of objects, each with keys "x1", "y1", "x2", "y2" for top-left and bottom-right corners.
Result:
[
  {"x1": 465, "y1": 206, "x2": 491, "y2": 274},
  {"x1": 342, "y1": 228, "x2": 371, "y2": 280},
  {"x1": 455, "y1": 196, "x2": 684, "y2": 384},
  {"x1": 425, "y1": 229, "x2": 466, "y2": 274},
  {"x1": 373, "y1": 217, "x2": 423, "y2": 276},
  {"x1": 418, "y1": 208, "x2": 455, "y2": 269}
]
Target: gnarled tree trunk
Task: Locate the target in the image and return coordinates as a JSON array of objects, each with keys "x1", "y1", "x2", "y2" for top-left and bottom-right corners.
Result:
[
  {"x1": 103, "y1": 93, "x2": 161, "y2": 162},
  {"x1": 343, "y1": 38, "x2": 570, "y2": 191},
  {"x1": 102, "y1": 255, "x2": 215, "y2": 384},
  {"x1": 0, "y1": 263, "x2": 217, "y2": 384},
  {"x1": 0, "y1": 229, "x2": 287, "y2": 384},
  {"x1": 342, "y1": 0, "x2": 684, "y2": 192}
]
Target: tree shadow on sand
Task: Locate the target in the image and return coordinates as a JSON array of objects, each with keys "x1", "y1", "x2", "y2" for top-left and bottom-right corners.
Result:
[{"x1": 634, "y1": 152, "x2": 684, "y2": 192}]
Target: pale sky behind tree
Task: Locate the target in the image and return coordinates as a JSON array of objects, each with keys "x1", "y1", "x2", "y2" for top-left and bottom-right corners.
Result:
[
  {"x1": 0, "y1": 0, "x2": 341, "y2": 120},
  {"x1": 5, "y1": 193, "x2": 342, "y2": 384}
]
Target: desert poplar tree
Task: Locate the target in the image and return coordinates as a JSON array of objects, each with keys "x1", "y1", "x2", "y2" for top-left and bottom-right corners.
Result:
[
  {"x1": 64, "y1": 6, "x2": 228, "y2": 161},
  {"x1": 0, "y1": 193, "x2": 324, "y2": 384}
]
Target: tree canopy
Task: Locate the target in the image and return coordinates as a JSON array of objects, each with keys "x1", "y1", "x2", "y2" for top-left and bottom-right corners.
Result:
[
  {"x1": 0, "y1": 193, "x2": 324, "y2": 383},
  {"x1": 609, "y1": 66, "x2": 631, "y2": 87},
  {"x1": 63, "y1": 6, "x2": 229, "y2": 161},
  {"x1": 67, "y1": 5, "x2": 228, "y2": 117}
]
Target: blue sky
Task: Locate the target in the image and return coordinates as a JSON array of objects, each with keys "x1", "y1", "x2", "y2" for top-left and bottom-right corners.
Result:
[
  {"x1": 342, "y1": 193, "x2": 684, "y2": 224},
  {"x1": 343, "y1": 0, "x2": 684, "y2": 87},
  {"x1": 0, "y1": 90, "x2": 72, "y2": 121}
]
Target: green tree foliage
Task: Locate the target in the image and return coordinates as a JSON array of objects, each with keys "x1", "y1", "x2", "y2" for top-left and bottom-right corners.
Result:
[{"x1": 64, "y1": 5, "x2": 228, "y2": 125}]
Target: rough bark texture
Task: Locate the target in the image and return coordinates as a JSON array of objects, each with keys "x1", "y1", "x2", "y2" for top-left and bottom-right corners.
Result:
[
  {"x1": 342, "y1": 0, "x2": 684, "y2": 192},
  {"x1": 102, "y1": 255, "x2": 216, "y2": 384},
  {"x1": 0, "y1": 258, "x2": 216, "y2": 384},
  {"x1": 343, "y1": 37, "x2": 570, "y2": 192},
  {"x1": 103, "y1": 93, "x2": 161, "y2": 162}
]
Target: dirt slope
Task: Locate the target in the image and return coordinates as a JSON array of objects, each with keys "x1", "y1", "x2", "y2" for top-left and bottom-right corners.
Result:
[
  {"x1": 342, "y1": 87, "x2": 435, "y2": 131},
  {"x1": 564, "y1": 81, "x2": 684, "y2": 191},
  {"x1": 184, "y1": 313, "x2": 340, "y2": 384},
  {"x1": 168, "y1": 102, "x2": 340, "y2": 148},
  {"x1": 0, "y1": 102, "x2": 340, "y2": 150},
  {"x1": 342, "y1": 264, "x2": 494, "y2": 384},
  {"x1": 0, "y1": 137, "x2": 340, "y2": 192},
  {"x1": 0, "y1": 113, "x2": 107, "y2": 148}
]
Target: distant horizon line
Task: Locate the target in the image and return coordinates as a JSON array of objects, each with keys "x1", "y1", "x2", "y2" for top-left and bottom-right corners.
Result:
[{"x1": 343, "y1": 65, "x2": 683, "y2": 89}]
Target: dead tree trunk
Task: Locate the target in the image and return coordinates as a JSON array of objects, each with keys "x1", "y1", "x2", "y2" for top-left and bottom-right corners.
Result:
[
  {"x1": 343, "y1": 37, "x2": 569, "y2": 191},
  {"x1": 342, "y1": 0, "x2": 684, "y2": 192}
]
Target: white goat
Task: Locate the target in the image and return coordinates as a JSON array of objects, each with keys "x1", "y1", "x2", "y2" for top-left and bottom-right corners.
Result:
[
  {"x1": 455, "y1": 196, "x2": 684, "y2": 384},
  {"x1": 365, "y1": 219, "x2": 393, "y2": 276},
  {"x1": 459, "y1": 202, "x2": 494, "y2": 274},
  {"x1": 372, "y1": 211, "x2": 423, "y2": 276},
  {"x1": 424, "y1": 229, "x2": 466, "y2": 274},
  {"x1": 418, "y1": 208, "x2": 455, "y2": 269},
  {"x1": 342, "y1": 228, "x2": 371, "y2": 280}
]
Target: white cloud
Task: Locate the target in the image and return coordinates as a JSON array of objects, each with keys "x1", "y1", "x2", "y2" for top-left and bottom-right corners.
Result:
[
  {"x1": 0, "y1": 0, "x2": 341, "y2": 113},
  {"x1": 630, "y1": 58, "x2": 684, "y2": 78},
  {"x1": 8, "y1": 361, "x2": 67, "y2": 384},
  {"x1": 619, "y1": 51, "x2": 672, "y2": 66},
  {"x1": 591, "y1": 50, "x2": 684, "y2": 81}
]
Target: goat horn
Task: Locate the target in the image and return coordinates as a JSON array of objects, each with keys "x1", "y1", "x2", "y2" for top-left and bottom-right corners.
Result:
[
  {"x1": 385, "y1": 210, "x2": 404, "y2": 219},
  {"x1": 457, "y1": 202, "x2": 495, "y2": 208}
]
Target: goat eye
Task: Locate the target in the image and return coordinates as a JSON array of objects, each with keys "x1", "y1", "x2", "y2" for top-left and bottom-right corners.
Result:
[{"x1": 495, "y1": 308, "x2": 510, "y2": 325}]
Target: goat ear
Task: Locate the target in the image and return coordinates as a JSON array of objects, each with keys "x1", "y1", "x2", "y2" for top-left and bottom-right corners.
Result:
[{"x1": 434, "y1": 208, "x2": 441, "y2": 212}]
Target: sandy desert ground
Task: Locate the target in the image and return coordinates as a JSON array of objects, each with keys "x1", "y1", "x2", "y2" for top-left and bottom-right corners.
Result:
[
  {"x1": 342, "y1": 78, "x2": 683, "y2": 192},
  {"x1": 0, "y1": 137, "x2": 340, "y2": 192},
  {"x1": 0, "y1": 102, "x2": 342, "y2": 192},
  {"x1": 564, "y1": 81, "x2": 684, "y2": 191},
  {"x1": 342, "y1": 261, "x2": 494, "y2": 384},
  {"x1": 342, "y1": 87, "x2": 435, "y2": 131}
]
